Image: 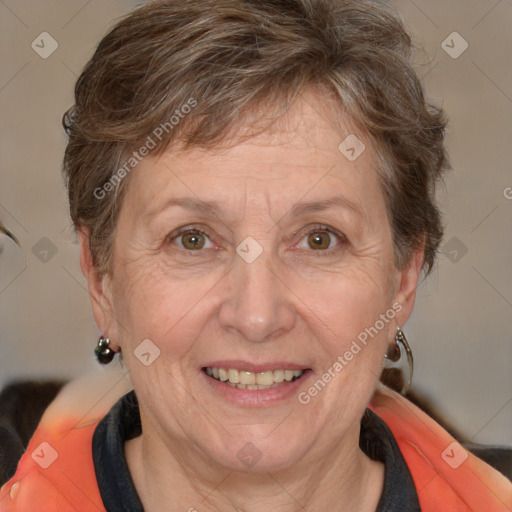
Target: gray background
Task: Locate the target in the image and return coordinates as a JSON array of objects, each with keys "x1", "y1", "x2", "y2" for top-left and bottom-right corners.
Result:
[{"x1": 0, "y1": 0, "x2": 511, "y2": 445}]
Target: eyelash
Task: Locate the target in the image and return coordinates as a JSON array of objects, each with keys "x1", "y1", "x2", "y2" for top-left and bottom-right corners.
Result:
[
  {"x1": 167, "y1": 224, "x2": 346, "y2": 254},
  {"x1": 293, "y1": 223, "x2": 347, "y2": 255},
  {"x1": 167, "y1": 225, "x2": 215, "y2": 252}
]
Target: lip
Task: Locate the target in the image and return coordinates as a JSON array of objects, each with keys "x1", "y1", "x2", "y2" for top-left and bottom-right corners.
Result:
[
  {"x1": 201, "y1": 360, "x2": 310, "y2": 373},
  {"x1": 201, "y1": 367, "x2": 313, "y2": 407}
]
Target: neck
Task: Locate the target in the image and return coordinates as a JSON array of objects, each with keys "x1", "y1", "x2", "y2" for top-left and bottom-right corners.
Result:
[{"x1": 126, "y1": 419, "x2": 384, "y2": 512}]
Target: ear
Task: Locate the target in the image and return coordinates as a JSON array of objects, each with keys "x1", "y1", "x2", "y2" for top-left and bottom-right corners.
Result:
[
  {"x1": 392, "y1": 243, "x2": 425, "y2": 328},
  {"x1": 78, "y1": 229, "x2": 119, "y2": 349}
]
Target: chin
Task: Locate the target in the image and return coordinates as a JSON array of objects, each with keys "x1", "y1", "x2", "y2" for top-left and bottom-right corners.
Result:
[{"x1": 201, "y1": 427, "x2": 312, "y2": 474}]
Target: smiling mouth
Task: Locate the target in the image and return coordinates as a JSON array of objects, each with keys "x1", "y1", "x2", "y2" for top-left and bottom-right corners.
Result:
[{"x1": 203, "y1": 367, "x2": 308, "y2": 390}]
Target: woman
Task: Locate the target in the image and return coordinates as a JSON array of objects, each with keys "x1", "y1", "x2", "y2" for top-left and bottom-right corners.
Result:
[{"x1": 1, "y1": 0, "x2": 511, "y2": 510}]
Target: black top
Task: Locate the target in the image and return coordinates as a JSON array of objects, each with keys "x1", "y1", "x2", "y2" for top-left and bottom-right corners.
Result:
[{"x1": 92, "y1": 391, "x2": 420, "y2": 512}]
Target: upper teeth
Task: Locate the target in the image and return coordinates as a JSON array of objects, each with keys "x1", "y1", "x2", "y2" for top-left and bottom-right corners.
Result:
[{"x1": 205, "y1": 367, "x2": 304, "y2": 386}]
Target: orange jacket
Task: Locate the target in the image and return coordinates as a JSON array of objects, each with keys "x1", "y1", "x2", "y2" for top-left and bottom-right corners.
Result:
[{"x1": 1, "y1": 385, "x2": 511, "y2": 511}]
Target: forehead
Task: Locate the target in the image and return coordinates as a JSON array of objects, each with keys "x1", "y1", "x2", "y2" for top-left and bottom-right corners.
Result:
[{"x1": 121, "y1": 92, "x2": 384, "y2": 221}]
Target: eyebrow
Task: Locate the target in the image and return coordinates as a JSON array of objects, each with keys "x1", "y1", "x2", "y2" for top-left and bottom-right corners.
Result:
[
  {"x1": 144, "y1": 197, "x2": 222, "y2": 220},
  {"x1": 144, "y1": 195, "x2": 361, "y2": 222},
  {"x1": 288, "y1": 195, "x2": 361, "y2": 218}
]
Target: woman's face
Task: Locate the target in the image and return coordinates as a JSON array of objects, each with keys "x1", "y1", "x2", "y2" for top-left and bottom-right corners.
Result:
[{"x1": 85, "y1": 92, "x2": 421, "y2": 473}]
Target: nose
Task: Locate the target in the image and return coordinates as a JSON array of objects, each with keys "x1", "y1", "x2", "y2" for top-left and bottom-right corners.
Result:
[{"x1": 218, "y1": 248, "x2": 296, "y2": 343}]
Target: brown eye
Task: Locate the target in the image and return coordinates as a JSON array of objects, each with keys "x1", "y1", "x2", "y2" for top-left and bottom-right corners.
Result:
[
  {"x1": 180, "y1": 231, "x2": 206, "y2": 250},
  {"x1": 307, "y1": 230, "x2": 332, "y2": 250},
  {"x1": 168, "y1": 226, "x2": 215, "y2": 252}
]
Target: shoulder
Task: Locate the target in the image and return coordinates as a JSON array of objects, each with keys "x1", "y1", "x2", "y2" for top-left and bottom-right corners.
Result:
[
  {"x1": 370, "y1": 385, "x2": 512, "y2": 511},
  {"x1": 0, "y1": 420, "x2": 102, "y2": 511},
  {"x1": 0, "y1": 369, "x2": 132, "y2": 512}
]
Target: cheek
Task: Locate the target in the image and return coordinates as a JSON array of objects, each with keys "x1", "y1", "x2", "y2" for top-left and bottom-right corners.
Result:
[
  {"x1": 111, "y1": 257, "x2": 218, "y2": 356},
  {"x1": 292, "y1": 271, "x2": 396, "y2": 431},
  {"x1": 296, "y1": 263, "x2": 396, "y2": 362}
]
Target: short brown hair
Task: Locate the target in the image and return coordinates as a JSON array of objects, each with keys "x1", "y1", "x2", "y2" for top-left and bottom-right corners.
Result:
[{"x1": 63, "y1": 0, "x2": 449, "y2": 276}]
